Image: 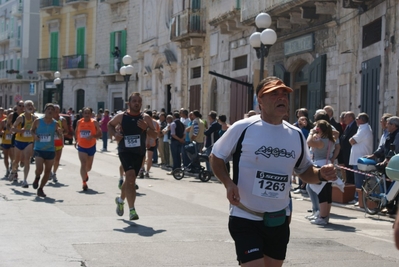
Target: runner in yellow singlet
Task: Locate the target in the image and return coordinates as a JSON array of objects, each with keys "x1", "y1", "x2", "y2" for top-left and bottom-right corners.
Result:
[
  {"x1": 1, "y1": 117, "x2": 13, "y2": 177},
  {"x1": 9, "y1": 100, "x2": 36, "y2": 188}
]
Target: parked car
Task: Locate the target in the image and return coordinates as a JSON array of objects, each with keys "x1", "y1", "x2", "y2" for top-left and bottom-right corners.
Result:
[{"x1": 60, "y1": 114, "x2": 74, "y2": 145}]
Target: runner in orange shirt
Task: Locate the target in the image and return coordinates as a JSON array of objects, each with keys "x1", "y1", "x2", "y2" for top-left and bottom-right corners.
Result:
[{"x1": 75, "y1": 107, "x2": 101, "y2": 191}]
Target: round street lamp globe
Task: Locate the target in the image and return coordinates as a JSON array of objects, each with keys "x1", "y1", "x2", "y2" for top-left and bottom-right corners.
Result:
[
  {"x1": 255, "y1": 13, "x2": 272, "y2": 29},
  {"x1": 122, "y1": 55, "x2": 133, "y2": 65},
  {"x1": 249, "y1": 32, "x2": 261, "y2": 48},
  {"x1": 260, "y1": 28, "x2": 277, "y2": 45},
  {"x1": 54, "y1": 77, "x2": 61, "y2": 85},
  {"x1": 54, "y1": 71, "x2": 61, "y2": 78},
  {"x1": 120, "y1": 66, "x2": 127, "y2": 76},
  {"x1": 125, "y1": 65, "x2": 134, "y2": 75}
]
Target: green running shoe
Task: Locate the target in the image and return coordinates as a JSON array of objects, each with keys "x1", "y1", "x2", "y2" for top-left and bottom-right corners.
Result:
[
  {"x1": 115, "y1": 197, "x2": 124, "y2": 216},
  {"x1": 129, "y1": 208, "x2": 139, "y2": 220}
]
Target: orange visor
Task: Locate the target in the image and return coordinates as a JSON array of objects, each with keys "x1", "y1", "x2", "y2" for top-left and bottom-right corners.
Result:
[{"x1": 258, "y1": 80, "x2": 293, "y2": 97}]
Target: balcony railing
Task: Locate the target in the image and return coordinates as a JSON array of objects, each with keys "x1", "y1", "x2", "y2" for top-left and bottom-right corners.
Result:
[
  {"x1": 0, "y1": 70, "x2": 38, "y2": 80},
  {"x1": 11, "y1": 3, "x2": 23, "y2": 17},
  {"x1": 37, "y1": 58, "x2": 61, "y2": 72},
  {"x1": 62, "y1": 54, "x2": 88, "y2": 69},
  {"x1": 170, "y1": 9, "x2": 206, "y2": 41},
  {"x1": 40, "y1": 0, "x2": 62, "y2": 8},
  {"x1": 0, "y1": 31, "x2": 10, "y2": 44},
  {"x1": 10, "y1": 38, "x2": 21, "y2": 51}
]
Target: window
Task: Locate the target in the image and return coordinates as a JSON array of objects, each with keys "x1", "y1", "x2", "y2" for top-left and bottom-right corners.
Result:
[
  {"x1": 109, "y1": 30, "x2": 127, "y2": 73},
  {"x1": 191, "y1": 66, "x2": 201, "y2": 78},
  {"x1": 363, "y1": 17, "x2": 382, "y2": 48},
  {"x1": 233, "y1": 55, "x2": 247, "y2": 70}
]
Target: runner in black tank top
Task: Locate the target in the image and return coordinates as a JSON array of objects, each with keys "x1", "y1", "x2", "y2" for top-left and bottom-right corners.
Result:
[
  {"x1": 118, "y1": 112, "x2": 146, "y2": 156},
  {"x1": 108, "y1": 92, "x2": 157, "y2": 221}
]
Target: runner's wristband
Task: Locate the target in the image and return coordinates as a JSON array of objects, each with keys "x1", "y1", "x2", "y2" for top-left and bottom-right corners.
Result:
[{"x1": 318, "y1": 169, "x2": 327, "y2": 182}]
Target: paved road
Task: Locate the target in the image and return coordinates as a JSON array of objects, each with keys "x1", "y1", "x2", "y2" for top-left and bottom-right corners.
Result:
[{"x1": 0, "y1": 140, "x2": 398, "y2": 267}]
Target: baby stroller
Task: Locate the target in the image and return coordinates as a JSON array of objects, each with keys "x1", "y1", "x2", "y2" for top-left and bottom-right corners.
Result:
[{"x1": 172, "y1": 141, "x2": 212, "y2": 182}]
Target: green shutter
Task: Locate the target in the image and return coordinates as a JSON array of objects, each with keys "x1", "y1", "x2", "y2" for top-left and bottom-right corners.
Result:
[
  {"x1": 50, "y1": 31, "x2": 59, "y2": 71},
  {"x1": 120, "y1": 30, "x2": 127, "y2": 57},
  {"x1": 192, "y1": 0, "x2": 200, "y2": 9},
  {"x1": 76, "y1": 27, "x2": 85, "y2": 68},
  {"x1": 109, "y1": 32, "x2": 115, "y2": 73},
  {"x1": 17, "y1": 58, "x2": 19, "y2": 71}
]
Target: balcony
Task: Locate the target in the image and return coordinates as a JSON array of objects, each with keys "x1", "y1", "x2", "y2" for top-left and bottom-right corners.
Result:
[
  {"x1": 10, "y1": 38, "x2": 21, "y2": 52},
  {"x1": 170, "y1": 9, "x2": 206, "y2": 47},
  {"x1": 40, "y1": 0, "x2": 62, "y2": 15},
  {"x1": 37, "y1": 57, "x2": 61, "y2": 79},
  {"x1": 208, "y1": 0, "x2": 247, "y2": 35},
  {"x1": 11, "y1": 3, "x2": 23, "y2": 17},
  {"x1": 102, "y1": 0, "x2": 128, "y2": 4},
  {"x1": 0, "y1": 31, "x2": 10, "y2": 44},
  {"x1": 65, "y1": 0, "x2": 89, "y2": 10},
  {"x1": 62, "y1": 54, "x2": 88, "y2": 76}
]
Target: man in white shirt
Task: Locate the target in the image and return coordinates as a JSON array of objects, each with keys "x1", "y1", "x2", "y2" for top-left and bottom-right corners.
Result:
[{"x1": 348, "y1": 112, "x2": 373, "y2": 205}]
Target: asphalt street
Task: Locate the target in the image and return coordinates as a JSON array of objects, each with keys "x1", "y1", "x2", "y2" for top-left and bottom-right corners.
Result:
[{"x1": 0, "y1": 140, "x2": 398, "y2": 267}]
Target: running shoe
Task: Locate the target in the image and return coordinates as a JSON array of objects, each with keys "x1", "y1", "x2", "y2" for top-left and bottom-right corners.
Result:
[
  {"x1": 118, "y1": 179, "x2": 123, "y2": 190},
  {"x1": 82, "y1": 183, "x2": 88, "y2": 191},
  {"x1": 8, "y1": 172, "x2": 17, "y2": 182},
  {"x1": 115, "y1": 197, "x2": 124, "y2": 216},
  {"x1": 48, "y1": 172, "x2": 53, "y2": 181},
  {"x1": 135, "y1": 183, "x2": 139, "y2": 190},
  {"x1": 21, "y1": 180, "x2": 29, "y2": 188},
  {"x1": 144, "y1": 172, "x2": 150, "y2": 178},
  {"x1": 33, "y1": 177, "x2": 40, "y2": 189},
  {"x1": 138, "y1": 169, "x2": 144, "y2": 179},
  {"x1": 37, "y1": 188, "x2": 46, "y2": 197},
  {"x1": 20, "y1": 162, "x2": 24, "y2": 168},
  {"x1": 5, "y1": 169, "x2": 10, "y2": 178},
  {"x1": 129, "y1": 208, "x2": 139, "y2": 220},
  {"x1": 52, "y1": 173, "x2": 58, "y2": 183}
]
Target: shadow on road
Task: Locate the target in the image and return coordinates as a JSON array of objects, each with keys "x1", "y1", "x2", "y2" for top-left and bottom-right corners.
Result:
[
  {"x1": 322, "y1": 223, "x2": 356, "y2": 232},
  {"x1": 113, "y1": 220, "x2": 166, "y2": 236},
  {"x1": 46, "y1": 182, "x2": 69, "y2": 188},
  {"x1": 11, "y1": 188, "x2": 36, "y2": 197},
  {"x1": 33, "y1": 196, "x2": 64, "y2": 204},
  {"x1": 77, "y1": 188, "x2": 104, "y2": 195}
]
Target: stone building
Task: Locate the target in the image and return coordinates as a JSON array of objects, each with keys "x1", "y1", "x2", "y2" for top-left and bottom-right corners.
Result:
[{"x1": 0, "y1": 0, "x2": 40, "y2": 109}]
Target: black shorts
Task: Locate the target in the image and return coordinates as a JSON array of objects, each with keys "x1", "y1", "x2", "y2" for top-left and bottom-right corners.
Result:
[
  {"x1": 147, "y1": 145, "x2": 156, "y2": 152},
  {"x1": 34, "y1": 150, "x2": 55, "y2": 160},
  {"x1": 228, "y1": 216, "x2": 290, "y2": 263},
  {"x1": 318, "y1": 182, "x2": 332, "y2": 203},
  {"x1": 118, "y1": 152, "x2": 144, "y2": 176}
]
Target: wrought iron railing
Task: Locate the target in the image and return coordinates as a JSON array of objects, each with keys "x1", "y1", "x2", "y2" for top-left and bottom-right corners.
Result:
[
  {"x1": 40, "y1": 0, "x2": 62, "y2": 8},
  {"x1": 62, "y1": 54, "x2": 88, "y2": 69},
  {"x1": 37, "y1": 58, "x2": 61, "y2": 72}
]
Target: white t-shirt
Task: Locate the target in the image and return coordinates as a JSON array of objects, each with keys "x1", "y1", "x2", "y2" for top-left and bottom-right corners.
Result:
[
  {"x1": 212, "y1": 115, "x2": 313, "y2": 221},
  {"x1": 349, "y1": 123, "x2": 373, "y2": 165}
]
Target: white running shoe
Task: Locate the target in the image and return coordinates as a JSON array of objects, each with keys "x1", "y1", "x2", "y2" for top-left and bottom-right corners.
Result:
[{"x1": 310, "y1": 217, "x2": 328, "y2": 225}]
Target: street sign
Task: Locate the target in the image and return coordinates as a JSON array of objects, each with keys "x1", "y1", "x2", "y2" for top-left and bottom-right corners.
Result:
[{"x1": 29, "y1": 83, "x2": 36, "y2": 95}]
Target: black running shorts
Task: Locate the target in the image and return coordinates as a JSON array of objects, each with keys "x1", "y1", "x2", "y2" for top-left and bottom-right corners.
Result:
[
  {"x1": 228, "y1": 215, "x2": 290, "y2": 264},
  {"x1": 118, "y1": 152, "x2": 144, "y2": 176}
]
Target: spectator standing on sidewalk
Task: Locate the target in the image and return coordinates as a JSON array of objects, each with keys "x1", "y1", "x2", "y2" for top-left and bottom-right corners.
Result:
[
  {"x1": 157, "y1": 112, "x2": 167, "y2": 166},
  {"x1": 100, "y1": 109, "x2": 111, "y2": 152},
  {"x1": 348, "y1": 112, "x2": 373, "y2": 205},
  {"x1": 189, "y1": 110, "x2": 205, "y2": 152},
  {"x1": 204, "y1": 110, "x2": 221, "y2": 174},
  {"x1": 169, "y1": 112, "x2": 185, "y2": 172}
]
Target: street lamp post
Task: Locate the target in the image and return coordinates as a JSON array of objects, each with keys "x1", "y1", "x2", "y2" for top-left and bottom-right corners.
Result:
[
  {"x1": 249, "y1": 13, "x2": 277, "y2": 82},
  {"x1": 53, "y1": 71, "x2": 62, "y2": 107},
  {"x1": 119, "y1": 55, "x2": 134, "y2": 107}
]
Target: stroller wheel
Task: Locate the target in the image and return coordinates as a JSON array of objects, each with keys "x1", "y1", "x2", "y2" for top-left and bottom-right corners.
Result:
[
  {"x1": 172, "y1": 168, "x2": 185, "y2": 180},
  {"x1": 199, "y1": 171, "x2": 212, "y2": 182}
]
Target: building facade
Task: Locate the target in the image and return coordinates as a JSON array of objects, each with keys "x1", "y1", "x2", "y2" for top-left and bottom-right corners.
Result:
[{"x1": 0, "y1": 0, "x2": 40, "y2": 109}]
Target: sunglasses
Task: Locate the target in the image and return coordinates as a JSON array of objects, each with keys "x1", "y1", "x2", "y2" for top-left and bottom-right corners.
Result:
[{"x1": 18, "y1": 104, "x2": 24, "y2": 107}]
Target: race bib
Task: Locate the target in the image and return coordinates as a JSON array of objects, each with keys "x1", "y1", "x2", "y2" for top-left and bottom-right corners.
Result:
[
  {"x1": 124, "y1": 135, "x2": 140, "y2": 148},
  {"x1": 252, "y1": 170, "x2": 288, "y2": 199},
  {"x1": 5, "y1": 134, "x2": 11, "y2": 140},
  {"x1": 39, "y1": 134, "x2": 51, "y2": 143},
  {"x1": 80, "y1": 130, "x2": 91, "y2": 138},
  {"x1": 23, "y1": 130, "x2": 32, "y2": 137}
]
